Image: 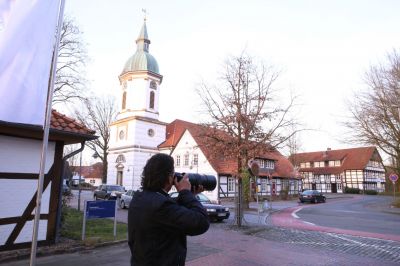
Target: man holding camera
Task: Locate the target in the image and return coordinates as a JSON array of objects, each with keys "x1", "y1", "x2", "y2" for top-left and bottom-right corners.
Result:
[{"x1": 128, "y1": 153, "x2": 210, "y2": 266}]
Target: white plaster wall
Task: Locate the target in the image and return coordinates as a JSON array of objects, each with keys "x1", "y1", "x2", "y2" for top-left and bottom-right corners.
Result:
[
  {"x1": 171, "y1": 130, "x2": 219, "y2": 201},
  {"x1": 128, "y1": 120, "x2": 165, "y2": 148},
  {"x1": 0, "y1": 179, "x2": 51, "y2": 218},
  {"x1": 0, "y1": 135, "x2": 55, "y2": 173},
  {"x1": 15, "y1": 220, "x2": 47, "y2": 243},
  {"x1": 0, "y1": 224, "x2": 15, "y2": 245},
  {"x1": 0, "y1": 179, "x2": 51, "y2": 245}
]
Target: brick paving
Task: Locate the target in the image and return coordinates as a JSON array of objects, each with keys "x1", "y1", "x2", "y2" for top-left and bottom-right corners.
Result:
[{"x1": 247, "y1": 226, "x2": 400, "y2": 264}]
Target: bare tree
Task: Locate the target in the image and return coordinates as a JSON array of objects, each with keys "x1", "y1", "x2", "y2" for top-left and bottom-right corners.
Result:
[
  {"x1": 197, "y1": 53, "x2": 299, "y2": 226},
  {"x1": 75, "y1": 96, "x2": 117, "y2": 184},
  {"x1": 53, "y1": 16, "x2": 88, "y2": 104},
  {"x1": 345, "y1": 50, "x2": 400, "y2": 180}
]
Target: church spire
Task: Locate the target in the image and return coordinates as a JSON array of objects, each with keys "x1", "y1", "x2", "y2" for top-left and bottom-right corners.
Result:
[{"x1": 136, "y1": 11, "x2": 150, "y2": 52}]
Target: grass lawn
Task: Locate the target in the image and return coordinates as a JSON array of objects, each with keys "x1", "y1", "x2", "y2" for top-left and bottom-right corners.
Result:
[{"x1": 61, "y1": 207, "x2": 128, "y2": 242}]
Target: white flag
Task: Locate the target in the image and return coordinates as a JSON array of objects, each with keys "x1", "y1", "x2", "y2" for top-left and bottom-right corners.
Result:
[{"x1": 0, "y1": 0, "x2": 60, "y2": 126}]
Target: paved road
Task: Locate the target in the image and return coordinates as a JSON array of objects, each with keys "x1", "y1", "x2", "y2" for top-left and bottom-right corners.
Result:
[
  {"x1": 4, "y1": 223, "x2": 400, "y2": 266},
  {"x1": 295, "y1": 195, "x2": 400, "y2": 235}
]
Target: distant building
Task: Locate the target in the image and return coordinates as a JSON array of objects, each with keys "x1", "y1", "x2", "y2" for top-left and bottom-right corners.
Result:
[
  {"x1": 158, "y1": 119, "x2": 300, "y2": 201},
  {"x1": 289, "y1": 147, "x2": 386, "y2": 193},
  {"x1": 70, "y1": 162, "x2": 103, "y2": 187}
]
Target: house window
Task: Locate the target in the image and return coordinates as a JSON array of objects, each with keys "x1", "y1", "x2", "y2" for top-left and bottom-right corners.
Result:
[
  {"x1": 261, "y1": 179, "x2": 267, "y2": 192},
  {"x1": 184, "y1": 154, "x2": 189, "y2": 166},
  {"x1": 149, "y1": 91, "x2": 155, "y2": 109},
  {"x1": 314, "y1": 161, "x2": 324, "y2": 168},
  {"x1": 335, "y1": 160, "x2": 341, "y2": 166},
  {"x1": 176, "y1": 155, "x2": 181, "y2": 166},
  {"x1": 193, "y1": 154, "x2": 198, "y2": 166},
  {"x1": 227, "y1": 177, "x2": 235, "y2": 192}
]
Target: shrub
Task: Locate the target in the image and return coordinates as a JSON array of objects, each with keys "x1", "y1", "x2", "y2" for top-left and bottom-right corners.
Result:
[
  {"x1": 280, "y1": 189, "x2": 289, "y2": 200},
  {"x1": 364, "y1": 190, "x2": 378, "y2": 195},
  {"x1": 344, "y1": 187, "x2": 360, "y2": 194}
]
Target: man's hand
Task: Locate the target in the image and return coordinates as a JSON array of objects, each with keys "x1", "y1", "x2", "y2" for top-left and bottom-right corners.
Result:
[
  {"x1": 174, "y1": 174, "x2": 191, "y2": 192},
  {"x1": 192, "y1": 185, "x2": 204, "y2": 195}
]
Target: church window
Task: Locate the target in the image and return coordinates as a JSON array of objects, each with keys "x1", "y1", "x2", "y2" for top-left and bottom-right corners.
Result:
[
  {"x1": 116, "y1": 154, "x2": 126, "y2": 163},
  {"x1": 149, "y1": 91, "x2": 155, "y2": 109},
  {"x1": 122, "y1": 91, "x2": 127, "y2": 109},
  {"x1": 176, "y1": 155, "x2": 181, "y2": 166},
  {"x1": 147, "y1": 129, "x2": 154, "y2": 137}
]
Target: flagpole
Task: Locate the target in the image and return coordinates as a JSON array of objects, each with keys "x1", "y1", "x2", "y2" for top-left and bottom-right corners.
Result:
[{"x1": 30, "y1": 0, "x2": 66, "y2": 265}]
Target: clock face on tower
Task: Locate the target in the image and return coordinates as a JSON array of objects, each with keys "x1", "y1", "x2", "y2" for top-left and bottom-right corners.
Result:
[{"x1": 150, "y1": 80, "x2": 157, "y2": 89}]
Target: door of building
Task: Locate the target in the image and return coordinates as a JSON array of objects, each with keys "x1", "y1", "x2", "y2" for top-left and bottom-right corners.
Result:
[
  {"x1": 117, "y1": 171, "x2": 123, "y2": 186},
  {"x1": 331, "y1": 183, "x2": 337, "y2": 193},
  {"x1": 312, "y1": 183, "x2": 316, "y2": 190}
]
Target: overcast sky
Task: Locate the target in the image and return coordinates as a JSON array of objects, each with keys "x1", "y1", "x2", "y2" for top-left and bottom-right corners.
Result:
[{"x1": 65, "y1": 0, "x2": 400, "y2": 157}]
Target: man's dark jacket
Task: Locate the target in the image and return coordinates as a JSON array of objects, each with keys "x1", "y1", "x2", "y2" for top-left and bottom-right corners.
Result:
[{"x1": 128, "y1": 189, "x2": 210, "y2": 266}]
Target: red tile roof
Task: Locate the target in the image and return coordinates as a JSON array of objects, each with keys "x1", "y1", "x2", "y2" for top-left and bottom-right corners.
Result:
[
  {"x1": 289, "y1": 146, "x2": 380, "y2": 174},
  {"x1": 51, "y1": 109, "x2": 95, "y2": 135},
  {"x1": 159, "y1": 119, "x2": 296, "y2": 179}
]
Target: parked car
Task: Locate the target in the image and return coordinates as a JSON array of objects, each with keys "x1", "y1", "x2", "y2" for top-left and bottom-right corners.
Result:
[
  {"x1": 169, "y1": 192, "x2": 230, "y2": 222},
  {"x1": 299, "y1": 190, "x2": 326, "y2": 203},
  {"x1": 120, "y1": 190, "x2": 136, "y2": 209},
  {"x1": 62, "y1": 184, "x2": 71, "y2": 194},
  {"x1": 94, "y1": 184, "x2": 126, "y2": 200}
]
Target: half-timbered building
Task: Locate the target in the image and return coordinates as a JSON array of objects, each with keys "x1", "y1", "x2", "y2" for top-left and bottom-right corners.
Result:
[
  {"x1": 0, "y1": 110, "x2": 96, "y2": 251},
  {"x1": 290, "y1": 147, "x2": 386, "y2": 193},
  {"x1": 158, "y1": 119, "x2": 300, "y2": 202}
]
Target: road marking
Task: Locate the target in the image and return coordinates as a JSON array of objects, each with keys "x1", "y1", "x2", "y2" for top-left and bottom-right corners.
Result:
[
  {"x1": 303, "y1": 221, "x2": 315, "y2": 226},
  {"x1": 292, "y1": 207, "x2": 303, "y2": 219}
]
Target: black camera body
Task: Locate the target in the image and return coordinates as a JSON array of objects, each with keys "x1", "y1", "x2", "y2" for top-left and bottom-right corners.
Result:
[{"x1": 174, "y1": 172, "x2": 217, "y2": 191}]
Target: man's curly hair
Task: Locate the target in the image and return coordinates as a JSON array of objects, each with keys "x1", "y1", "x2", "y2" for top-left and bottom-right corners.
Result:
[{"x1": 141, "y1": 153, "x2": 174, "y2": 191}]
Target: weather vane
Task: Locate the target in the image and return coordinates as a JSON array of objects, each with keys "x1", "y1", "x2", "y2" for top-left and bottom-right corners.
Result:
[{"x1": 142, "y1": 8, "x2": 148, "y2": 21}]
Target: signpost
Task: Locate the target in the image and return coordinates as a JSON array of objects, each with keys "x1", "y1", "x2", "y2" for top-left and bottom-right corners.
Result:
[
  {"x1": 82, "y1": 200, "x2": 117, "y2": 240},
  {"x1": 389, "y1": 173, "x2": 398, "y2": 202}
]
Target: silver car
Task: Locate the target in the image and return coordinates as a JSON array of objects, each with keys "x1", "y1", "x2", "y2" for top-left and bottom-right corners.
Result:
[{"x1": 120, "y1": 190, "x2": 135, "y2": 209}]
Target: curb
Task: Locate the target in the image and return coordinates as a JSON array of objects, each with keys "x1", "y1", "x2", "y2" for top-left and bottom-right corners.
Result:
[{"x1": 0, "y1": 239, "x2": 127, "y2": 264}]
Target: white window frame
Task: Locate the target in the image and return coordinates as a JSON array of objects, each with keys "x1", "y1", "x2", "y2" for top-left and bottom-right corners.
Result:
[
  {"x1": 184, "y1": 154, "x2": 189, "y2": 166},
  {"x1": 227, "y1": 177, "x2": 235, "y2": 192}
]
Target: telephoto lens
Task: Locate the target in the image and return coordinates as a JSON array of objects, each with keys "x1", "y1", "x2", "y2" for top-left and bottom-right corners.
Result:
[{"x1": 174, "y1": 172, "x2": 217, "y2": 191}]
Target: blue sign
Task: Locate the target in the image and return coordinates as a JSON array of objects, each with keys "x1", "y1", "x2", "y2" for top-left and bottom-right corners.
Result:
[{"x1": 85, "y1": 200, "x2": 116, "y2": 219}]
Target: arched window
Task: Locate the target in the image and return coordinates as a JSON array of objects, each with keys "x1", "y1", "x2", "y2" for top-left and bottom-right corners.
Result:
[
  {"x1": 149, "y1": 91, "x2": 155, "y2": 109},
  {"x1": 122, "y1": 91, "x2": 127, "y2": 109},
  {"x1": 116, "y1": 154, "x2": 126, "y2": 163}
]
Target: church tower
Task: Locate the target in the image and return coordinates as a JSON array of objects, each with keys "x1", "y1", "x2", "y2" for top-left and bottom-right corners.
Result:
[{"x1": 107, "y1": 19, "x2": 167, "y2": 189}]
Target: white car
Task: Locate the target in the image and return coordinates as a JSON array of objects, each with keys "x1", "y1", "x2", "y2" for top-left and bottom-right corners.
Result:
[{"x1": 120, "y1": 190, "x2": 135, "y2": 209}]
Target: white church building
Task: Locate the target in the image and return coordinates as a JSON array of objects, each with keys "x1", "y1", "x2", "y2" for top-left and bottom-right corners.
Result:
[
  {"x1": 107, "y1": 20, "x2": 167, "y2": 190},
  {"x1": 107, "y1": 20, "x2": 299, "y2": 202}
]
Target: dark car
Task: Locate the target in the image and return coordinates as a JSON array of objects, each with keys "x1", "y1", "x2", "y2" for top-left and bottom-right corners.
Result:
[
  {"x1": 170, "y1": 192, "x2": 230, "y2": 222},
  {"x1": 94, "y1": 184, "x2": 126, "y2": 200},
  {"x1": 299, "y1": 190, "x2": 326, "y2": 203}
]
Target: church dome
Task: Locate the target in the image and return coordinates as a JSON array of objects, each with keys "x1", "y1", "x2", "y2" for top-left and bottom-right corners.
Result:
[
  {"x1": 121, "y1": 20, "x2": 160, "y2": 75},
  {"x1": 122, "y1": 51, "x2": 159, "y2": 74}
]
